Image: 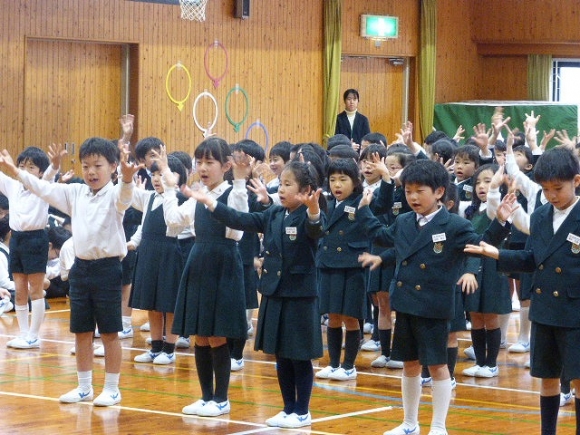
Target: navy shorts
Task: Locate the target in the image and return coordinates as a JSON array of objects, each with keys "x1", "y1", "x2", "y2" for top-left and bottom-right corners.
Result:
[
  {"x1": 68, "y1": 257, "x2": 122, "y2": 334},
  {"x1": 391, "y1": 311, "x2": 450, "y2": 366},
  {"x1": 9, "y1": 229, "x2": 49, "y2": 274},
  {"x1": 121, "y1": 249, "x2": 137, "y2": 286},
  {"x1": 530, "y1": 322, "x2": 580, "y2": 380}
]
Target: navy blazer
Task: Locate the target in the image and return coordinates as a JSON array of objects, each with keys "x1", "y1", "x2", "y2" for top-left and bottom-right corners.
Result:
[
  {"x1": 317, "y1": 193, "x2": 369, "y2": 269},
  {"x1": 497, "y1": 201, "x2": 580, "y2": 328},
  {"x1": 335, "y1": 111, "x2": 371, "y2": 145},
  {"x1": 211, "y1": 202, "x2": 324, "y2": 298},
  {"x1": 357, "y1": 205, "x2": 509, "y2": 319}
]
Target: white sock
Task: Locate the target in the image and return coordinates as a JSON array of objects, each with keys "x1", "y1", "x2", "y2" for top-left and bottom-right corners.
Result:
[
  {"x1": 499, "y1": 313, "x2": 511, "y2": 344},
  {"x1": 401, "y1": 375, "x2": 421, "y2": 427},
  {"x1": 431, "y1": 378, "x2": 452, "y2": 432},
  {"x1": 77, "y1": 370, "x2": 93, "y2": 393},
  {"x1": 104, "y1": 372, "x2": 120, "y2": 392},
  {"x1": 28, "y1": 298, "x2": 46, "y2": 339},
  {"x1": 518, "y1": 306, "x2": 531, "y2": 343},
  {"x1": 122, "y1": 316, "x2": 132, "y2": 330},
  {"x1": 15, "y1": 304, "x2": 29, "y2": 337}
]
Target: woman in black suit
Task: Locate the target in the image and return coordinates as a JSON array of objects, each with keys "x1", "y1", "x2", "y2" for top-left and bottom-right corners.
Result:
[{"x1": 335, "y1": 88, "x2": 371, "y2": 152}]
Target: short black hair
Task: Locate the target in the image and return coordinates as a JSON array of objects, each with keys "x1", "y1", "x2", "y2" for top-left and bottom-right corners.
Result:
[
  {"x1": 169, "y1": 151, "x2": 193, "y2": 173},
  {"x1": 0, "y1": 216, "x2": 10, "y2": 241},
  {"x1": 327, "y1": 158, "x2": 363, "y2": 196},
  {"x1": 455, "y1": 144, "x2": 480, "y2": 165},
  {"x1": 400, "y1": 159, "x2": 450, "y2": 192},
  {"x1": 513, "y1": 145, "x2": 534, "y2": 168},
  {"x1": 361, "y1": 143, "x2": 388, "y2": 161},
  {"x1": 194, "y1": 137, "x2": 231, "y2": 165},
  {"x1": 17, "y1": 147, "x2": 50, "y2": 173},
  {"x1": 79, "y1": 137, "x2": 119, "y2": 165},
  {"x1": 328, "y1": 144, "x2": 359, "y2": 161},
  {"x1": 269, "y1": 141, "x2": 292, "y2": 162},
  {"x1": 327, "y1": 134, "x2": 351, "y2": 150},
  {"x1": 233, "y1": 139, "x2": 265, "y2": 161},
  {"x1": 424, "y1": 130, "x2": 449, "y2": 146},
  {"x1": 0, "y1": 193, "x2": 8, "y2": 211},
  {"x1": 494, "y1": 140, "x2": 506, "y2": 152},
  {"x1": 47, "y1": 226, "x2": 72, "y2": 250},
  {"x1": 431, "y1": 138, "x2": 457, "y2": 162},
  {"x1": 361, "y1": 132, "x2": 387, "y2": 147},
  {"x1": 151, "y1": 154, "x2": 187, "y2": 186},
  {"x1": 534, "y1": 147, "x2": 580, "y2": 184},
  {"x1": 343, "y1": 89, "x2": 360, "y2": 101},
  {"x1": 135, "y1": 137, "x2": 163, "y2": 161}
]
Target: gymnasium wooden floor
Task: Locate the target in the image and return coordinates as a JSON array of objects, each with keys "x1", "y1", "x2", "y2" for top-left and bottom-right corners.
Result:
[{"x1": 0, "y1": 298, "x2": 575, "y2": 435}]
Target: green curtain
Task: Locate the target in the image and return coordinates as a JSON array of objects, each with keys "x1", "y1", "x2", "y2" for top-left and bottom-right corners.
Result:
[
  {"x1": 419, "y1": 0, "x2": 437, "y2": 141},
  {"x1": 528, "y1": 54, "x2": 552, "y2": 101},
  {"x1": 323, "y1": 0, "x2": 342, "y2": 147}
]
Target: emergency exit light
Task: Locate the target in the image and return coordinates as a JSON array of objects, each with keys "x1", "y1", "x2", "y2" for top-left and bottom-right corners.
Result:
[{"x1": 361, "y1": 15, "x2": 399, "y2": 39}]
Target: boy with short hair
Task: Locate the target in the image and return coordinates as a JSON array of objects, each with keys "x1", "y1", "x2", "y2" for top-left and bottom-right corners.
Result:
[
  {"x1": 0, "y1": 145, "x2": 61, "y2": 349},
  {"x1": 453, "y1": 144, "x2": 479, "y2": 201},
  {"x1": 466, "y1": 146, "x2": 580, "y2": 435},
  {"x1": 357, "y1": 159, "x2": 511, "y2": 435},
  {"x1": 267, "y1": 141, "x2": 292, "y2": 194},
  {"x1": 0, "y1": 137, "x2": 141, "y2": 407}
]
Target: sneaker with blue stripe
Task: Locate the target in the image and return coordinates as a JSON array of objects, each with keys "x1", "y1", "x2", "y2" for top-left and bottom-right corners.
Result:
[
  {"x1": 59, "y1": 387, "x2": 94, "y2": 403},
  {"x1": 197, "y1": 400, "x2": 230, "y2": 417},
  {"x1": 280, "y1": 412, "x2": 312, "y2": 428},
  {"x1": 328, "y1": 366, "x2": 357, "y2": 381},
  {"x1": 93, "y1": 389, "x2": 122, "y2": 407},
  {"x1": 383, "y1": 422, "x2": 420, "y2": 434}
]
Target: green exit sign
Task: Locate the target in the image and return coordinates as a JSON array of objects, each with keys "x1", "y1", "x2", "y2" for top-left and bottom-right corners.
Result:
[{"x1": 361, "y1": 15, "x2": 399, "y2": 39}]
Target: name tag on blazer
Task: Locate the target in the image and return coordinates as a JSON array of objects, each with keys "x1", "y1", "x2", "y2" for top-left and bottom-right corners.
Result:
[
  {"x1": 432, "y1": 233, "x2": 446, "y2": 254},
  {"x1": 286, "y1": 226, "x2": 297, "y2": 241},
  {"x1": 567, "y1": 233, "x2": 580, "y2": 253},
  {"x1": 344, "y1": 206, "x2": 356, "y2": 221}
]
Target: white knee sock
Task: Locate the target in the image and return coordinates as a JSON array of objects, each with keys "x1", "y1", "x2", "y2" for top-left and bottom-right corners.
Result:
[
  {"x1": 402, "y1": 375, "x2": 422, "y2": 427},
  {"x1": 431, "y1": 378, "x2": 452, "y2": 432},
  {"x1": 499, "y1": 313, "x2": 511, "y2": 344},
  {"x1": 29, "y1": 298, "x2": 45, "y2": 339},
  {"x1": 15, "y1": 304, "x2": 29, "y2": 337},
  {"x1": 518, "y1": 306, "x2": 531, "y2": 343}
]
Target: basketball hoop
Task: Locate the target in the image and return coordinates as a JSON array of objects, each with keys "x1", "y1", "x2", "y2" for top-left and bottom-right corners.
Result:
[{"x1": 180, "y1": 0, "x2": 209, "y2": 22}]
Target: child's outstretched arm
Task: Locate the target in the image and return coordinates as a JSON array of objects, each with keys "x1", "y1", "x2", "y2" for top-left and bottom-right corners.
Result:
[
  {"x1": 464, "y1": 241, "x2": 500, "y2": 259},
  {"x1": 0, "y1": 150, "x2": 19, "y2": 179}
]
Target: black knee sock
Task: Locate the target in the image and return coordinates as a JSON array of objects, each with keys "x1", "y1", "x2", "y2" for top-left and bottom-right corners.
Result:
[
  {"x1": 561, "y1": 375, "x2": 571, "y2": 395},
  {"x1": 471, "y1": 328, "x2": 486, "y2": 367},
  {"x1": 379, "y1": 328, "x2": 392, "y2": 358},
  {"x1": 447, "y1": 346, "x2": 458, "y2": 378},
  {"x1": 194, "y1": 344, "x2": 214, "y2": 401},
  {"x1": 484, "y1": 328, "x2": 501, "y2": 367},
  {"x1": 162, "y1": 341, "x2": 175, "y2": 354},
  {"x1": 276, "y1": 357, "x2": 296, "y2": 414},
  {"x1": 211, "y1": 344, "x2": 231, "y2": 403},
  {"x1": 371, "y1": 305, "x2": 380, "y2": 341},
  {"x1": 293, "y1": 359, "x2": 314, "y2": 415},
  {"x1": 327, "y1": 327, "x2": 343, "y2": 368},
  {"x1": 421, "y1": 365, "x2": 430, "y2": 378},
  {"x1": 229, "y1": 337, "x2": 245, "y2": 361},
  {"x1": 540, "y1": 395, "x2": 560, "y2": 435},
  {"x1": 151, "y1": 339, "x2": 164, "y2": 353},
  {"x1": 342, "y1": 330, "x2": 360, "y2": 370}
]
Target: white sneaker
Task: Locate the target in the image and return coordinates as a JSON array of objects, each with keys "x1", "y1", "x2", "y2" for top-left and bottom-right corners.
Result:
[
  {"x1": 500, "y1": 341, "x2": 507, "y2": 349},
  {"x1": 8, "y1": 337, "x2": 40, "y2": 349},
  {"x1": 560, "y1": 392, "x2": 574, "y2": 406},
  {"x1": 363, "y1": 322, "x2": 373, "y2": 334},
  {"x1": 93, "y1": 345, "x2": 105, "y2": 357},
  {"x1": 462, "y1": 364, "x2": 483, "y2": 377},
  {"x1": 118, "y1": 327, "x2": 134, "y2": 339},
  {"x1": 196, "y1": 400, "x2": 230, "y2": 417},
  {"x1": 279, "y1": 412, "x2": 312, "y2": 428},
  {"x1": 371, "y1": 355, "x2": 389, "y2": 368},
  {"x1": 140, "y1": 322, "x2": 150, "y2": 332},
  {"x1": 361, "y1": 340, "x2": 380, "y2": 352},
  {"x1": 508, "y1": 341, "x2": 530, "y2": 353},
  {"x1": 427, "y1": 430, "x2": 447, "y2": 435},
  {"x1": 231, "y1": 358, "x2": 244, "y2": 371},
  {"x1": 465, "y1": 321, "x2": 472, "y2": 331},
  {"x1": 475, "y1": 365, "x2": 499, "y2": 378},
  {"x1": 328, "y1": 367, "x2": 357, "y2": 381},
  {"x1": 93, "y1": 389, "x2": 122, "y2": 406},
  {"x1": 153, "y1": 352, "x2": 175, "y2": 365},
  {"x1": 175, "y1": 336, "x2": 190, "y2": 348},
  {"x1": 94, "y1": 328, "x2": 100, "y2": 338},
  {"x1": 386, "y1": 359, "x2": 404, "y2": 369},
  {"x1": 247, "y1": 324, "x2": 254, "y2": 336},
  {"x1": 266, "y1": 411, "x2": 289, "y2": 427},
  {"x1": 383, "y1": 422, "x2": 421, "y2": 435},
  {"x1": 182, "y1": 399, "x2": 207, "y2": 415},
  {"x1": 315, "y1": 365, "x2": 339, "y2": 379},
  {"x1": 464, "y1": 346, "x2": 475, "y2": 360},
  {"x1": 59, "y1": 387, "x2": 94, "y2": 403},
  {"x1": 134, "y1": 351, "x2": 160, "y2": 363}
]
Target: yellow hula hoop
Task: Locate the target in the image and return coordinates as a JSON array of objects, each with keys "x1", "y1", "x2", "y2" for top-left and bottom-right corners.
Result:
[{"x1": 165, "y1": 62, "x2": 192, "y2": 111}]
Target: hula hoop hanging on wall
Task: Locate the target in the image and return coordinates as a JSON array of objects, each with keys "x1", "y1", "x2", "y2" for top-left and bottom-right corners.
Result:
[
  {"x1": 165, "y1": 61, "x2": 192, "y2": 111},
  {"x1": 225, "y1": 84, "x2": 250, "y2": 133},
  {"x1": 204, "y1": 40, "x2": 229, "y2": 88},
  {"x1": 193, "y1": 90, "x2": 219, "y2": 138},
  {"x1": 245, "y1": 119, "x2": 271, "y2": 154}
]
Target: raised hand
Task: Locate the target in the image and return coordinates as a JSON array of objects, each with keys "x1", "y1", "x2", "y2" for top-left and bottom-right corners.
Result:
[
  {"x1": 247, "y1": 177, "x2": 271, "y2": 204},
  {"x1": 496, "y1": 192, "x2": 519, "y2": 223},
  {"x1": 119, "y1": 114, "x2": 135, "y2": 143},
  {"x1": 358, "y1": 187, "x2": 374, "y2": 209},
  {"x1": 119, "y1": 143, "x2": 143, "y2": 183},
  {"x1": 296, "y1": 187, "x2": 322, "y2": 215},
  {"x1": 47, "y1": 143, "x2": 67, "y2": 169},
  {"x1": 231, "y1": 151, "x2": 252, "y2": 180},
  {"x1": 0, "y1": 150, "x2": 19, "y2": 178}
]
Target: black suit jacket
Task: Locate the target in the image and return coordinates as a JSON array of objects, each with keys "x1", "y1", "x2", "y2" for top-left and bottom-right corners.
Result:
[{"x1": 335, "y1": 111, "x2": 371, "y2": 145}]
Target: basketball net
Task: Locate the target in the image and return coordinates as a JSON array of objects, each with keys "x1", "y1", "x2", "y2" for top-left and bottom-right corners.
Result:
[{"x1": 180, "y1": 0, "x2": 209, "y2": 22}]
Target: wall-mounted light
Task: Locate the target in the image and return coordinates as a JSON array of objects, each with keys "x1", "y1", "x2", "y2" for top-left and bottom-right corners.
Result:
[{"x1": 361, "y1": 15, "x2": 399, "y2": 47}]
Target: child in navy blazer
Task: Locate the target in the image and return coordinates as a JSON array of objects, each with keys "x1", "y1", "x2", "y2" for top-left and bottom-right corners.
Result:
[{"x1": 466, "y1": 147, "x2": 580, "y2": 435}]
